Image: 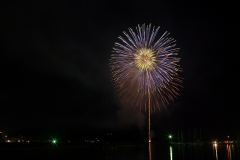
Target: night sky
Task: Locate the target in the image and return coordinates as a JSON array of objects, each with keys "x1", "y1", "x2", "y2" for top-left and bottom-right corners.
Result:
[{"x1": 1, "y1": 1, "x2": 237, "y2": 140}]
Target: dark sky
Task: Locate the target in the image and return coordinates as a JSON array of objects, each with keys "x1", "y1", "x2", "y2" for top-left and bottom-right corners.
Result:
[{"x1": 1, "y1": 0, "x2": 237, "y2": 139}]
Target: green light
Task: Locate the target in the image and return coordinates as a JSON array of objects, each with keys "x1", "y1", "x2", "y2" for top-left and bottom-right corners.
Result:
[
  {"x1": 52, "y1": 139, "x2": 57, "y2": 144},
  {"x1": 168, "y1": 135, "x2": 172, "y2": 139}
]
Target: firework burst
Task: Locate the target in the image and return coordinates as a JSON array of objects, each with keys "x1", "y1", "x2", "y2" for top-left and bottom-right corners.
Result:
[{"x1": 110, "y1": 24, "x2": 183, "y2": 113}]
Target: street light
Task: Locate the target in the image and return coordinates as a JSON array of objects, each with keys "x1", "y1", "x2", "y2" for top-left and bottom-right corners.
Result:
[
  {"x1": 51, "y1": 139, "x2": 58, "y2": 145},
  {"x1": 168, "y1": 134, "x2": 173, "y2": 143}
]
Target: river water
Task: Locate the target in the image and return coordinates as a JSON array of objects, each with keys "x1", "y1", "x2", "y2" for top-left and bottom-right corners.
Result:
[{"x1": 1, "y1": 143, "x2": 239, "y2": 160}]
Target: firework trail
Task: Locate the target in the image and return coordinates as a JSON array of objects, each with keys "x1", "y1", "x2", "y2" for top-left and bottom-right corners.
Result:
[{"x1": 110, "y1": 24, "x2": 183, "y2": 142}]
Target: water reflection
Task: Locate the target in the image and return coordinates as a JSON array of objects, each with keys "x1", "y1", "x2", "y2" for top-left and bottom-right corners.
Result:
[
  {"x1": 149, "y1": 143, "x2": 152, "y2": 160},
  {"x1": 212, "y1": 142, "x2": 236, "y2": 160},
  {"x1": 102, "y1": 142, "x2": 239, "y2": 160},
  {"x1": 169, "y1": 146, "x2": 173, "y2": 160},
  {"x1": 168, "y1": 144, "x2": 205, "y2": 160},
  {"x1": 226, "y1": 144, "x2": 234, "y2": 160},
  {"x1": 213, "y1": 142, "x2": 218, "y2": 160}
]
